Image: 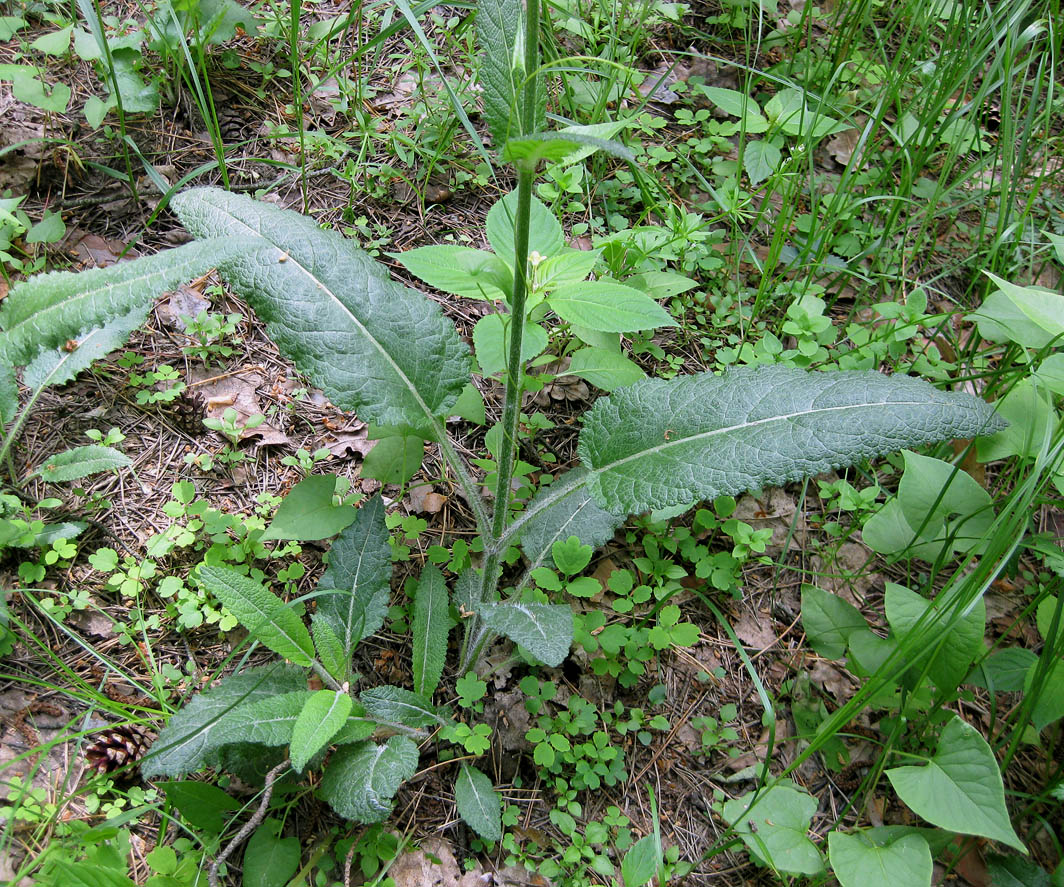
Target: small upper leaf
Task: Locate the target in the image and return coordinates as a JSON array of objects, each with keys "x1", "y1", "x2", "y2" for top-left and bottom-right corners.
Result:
[{"x1": 262, "y1": 475, "x2": 359, "y2": 541}]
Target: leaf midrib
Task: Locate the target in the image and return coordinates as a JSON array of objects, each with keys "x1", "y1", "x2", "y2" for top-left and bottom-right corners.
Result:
[{"x1": 216, "y1": 209, "x2": 442, "y2": 430}]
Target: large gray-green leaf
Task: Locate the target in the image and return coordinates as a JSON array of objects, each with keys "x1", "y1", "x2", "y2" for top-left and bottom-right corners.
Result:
[
  {"x1": 411, "y1": 565, "x2": 452, "y2": 697},
  {"x1": 476, "y1": 600, "x2": 572, "y2": 666},
  {"x1": 886, "y1": 716, "x2": 1024, "y2": 851},
  {"x1": 172, "y1": 187, "x2": 470, "y2": 429},
  {"x1": 518, "y1": 469, "x2": 623, "y2": 569},
  {"x1": 455, "y1": 764, "x2": 502, "y2": 841},
  {"x1": 0, "y1": 237, "x2": 250, "y2": 367},
  {"x1": 198, "y1": 566, "x2": 314, "y2": 666},
  {"x1": 22, "y1": 307, "x2": 144, "y2": 392},
  {"x1": 360, "y1": 685, "x2": 451, "y2": 727},
  {"x1": 319, "y1": 736, "x2": 419, "y2": 823},
  {"x1": 32, "y1": 445, "x2": 131, "y2": 482},
  {"x1": 142, "y1": 665, "x2": 305, "y2": 777},
  {"x1": 477, "y1": 0, "x2": 523, "y2": 147},
  {"x1": 578, "y1": 366, "x2": 1006, "y2": 515},
  {"x1": 315, "y1": 497, "x2": 391, "y2": 659}
]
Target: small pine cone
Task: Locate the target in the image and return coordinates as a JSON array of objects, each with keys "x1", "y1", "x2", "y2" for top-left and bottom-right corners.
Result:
[
  {"x1": 169, "y1": 389, "x2": 205, "y2": 435},
  {"x1": 85, "y1": 724, "x2": 150, "y2": 776}
]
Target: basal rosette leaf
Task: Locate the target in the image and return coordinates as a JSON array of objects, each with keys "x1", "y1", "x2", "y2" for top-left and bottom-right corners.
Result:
[
  {"x1": 290, "y1": 689, "x2": 354, "y2": 771},
  {"x1": 0, "y1": 237, "x2": 252, "y2": 368},
  {"x1": 578, "y1": 366, "x2": 1006, "y2": 515},
  {"x1": 319, "y1": 736, "x2": 419, "y2": 823},
  {"x1": 198, "y1": 566, "x2": 314, "y2": 666},
  {"x1": 315, "y1": 497, "x2": 391, "y2": 660},
  {"x1": 455, "y1": 764, "x2": 502, "y2": 841},
  {"x1": 171, "y1": 187, "x2": 470, "y2": 429},
  {"x1": 411, "y1": 565, "x2": 453, "y2": 697},
  {"x1": 360, "y1": 685, "x2": 451, "y2": 728},
  {"x1": 143, "y1": 665, "x2": 305, "y2": 777},
  {"x1": 476, "y1": 600, "x2": 572, "y2": 666}
]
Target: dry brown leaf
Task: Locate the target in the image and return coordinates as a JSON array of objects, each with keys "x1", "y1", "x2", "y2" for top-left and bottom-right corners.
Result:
[
  {"x1": 157, "y1": 284, "x2": 211, "y2": 331},
  {"x1": 733, "y1": 609, "x2": 779, "y2": 650},
  {"x1": 826, "y1": 127, "x2": 862, "y2": 166},
  {"x1": 324, "y1": 426, "x2": 375, "y2": 459},
  {"x1": 193, "y1": 369, "x2": 289, "y2": 447},
  {"x1": 408, "y1": 485, "x2": 447, "y2": 515}
]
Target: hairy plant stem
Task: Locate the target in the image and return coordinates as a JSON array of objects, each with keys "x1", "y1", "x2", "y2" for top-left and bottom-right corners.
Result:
[{"x1": 461, "y1": 0, "x2": 541, "y2": 673}]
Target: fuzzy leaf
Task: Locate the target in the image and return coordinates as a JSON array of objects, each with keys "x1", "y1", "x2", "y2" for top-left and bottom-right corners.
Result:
[
  {"x1": 198, "y1": 566, "x2": 314, "y2": 666},
  {"x1": 886, "y1": 716, "x2": 1024, "y2": 851},
  {"x1": 311, "y1": 615, "x2": 348, "y2": 682},
  {"x1": 315, "y1": 497, "x2": 391, "y2": 659},
  {"x1": 143, "y1": 665, "x2": 305, "y2": 777},
  {"x1": 476, "y1": 600, "x2": 572, "y2": 666},
  {"x1": 455, "y1": 764, "x2": 502, "y2": 841},
  {"x1": 360, "y1": 685, "x2": 450, "y2": 727},
  {"x1": 578, "y1": 366, "x2": 1006, "y2": 516},
  {"x1": 0, "y1": 237, "x2": 250, "y2": 368},
  {"x1": 477, "y1": 0, "x2": 523, "y2": 146},
  {"x1": 172, "y1": 187, "x2": 470, "y2": 429},
  {"x1": 290, "y1": 690, "x2": 354, "y2": 771},
  {"x1": 319, "y1": 736, "x2": 419, "y2": 822},
  {"x1": 32, "y1": 445, "x2": 131, "y2": 482},
  {"x1": 22, "y1": 307, "x2": 144, "y2": 392},
  {"x1": 517, "y1": 469, "x2": 625, "y2": 569},
  {"x1": 411, "y1": 565, "x2": 452, "y2": 697}
]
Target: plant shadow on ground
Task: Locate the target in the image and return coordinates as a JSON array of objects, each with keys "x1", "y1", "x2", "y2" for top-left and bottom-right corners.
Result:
[{"x1": 1, "y1": 0, "x2": 1063, "y2": 885}]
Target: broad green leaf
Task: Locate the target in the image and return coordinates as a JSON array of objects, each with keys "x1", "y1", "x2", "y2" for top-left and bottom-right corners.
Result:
[
  {"x1": 626, "y1": 270, "x2": 699, "y2": 300},
  {"x1": 886, "y1": 716, "x2": 1024, "y2": 851},
  {"x1": 213, "y1": 691, "x2": 312, "y2": 748},
  {"x1": 744, "y1": 140, "x2": 782, "y2": 186},
  {"x1": 477, "y1": 0, "x2": 523, "y2": 146},
  {"x1": 243, "y1": 819, "x2": 300, "y2": 887},
  {"x1": 765, "y1": 88, "x2": 847, "y2": 138},
  {"x1": 0, "y1": 237, "x2": 251, "y2": 368},
  {"x1": 26, "y1": 209, "x2": 65, "y2": 243},
  {"x1": 828, "y1": 831, "x2": 932, "y2": 887},
  {"x1": 473, "y1": 314, "x2": 548, "y2": 376},
  {"x1": 982, "y1": 272, "x2": 1064, "y2": 339},
  {"x1": 391, "y1": 245, "x2": 511, "y2": 301},
  {"x1": 1035, "y1": 596, "x2": 1062, "y2": 645},
  {"x1": 319, "y1": 735, "x2": 419, "y2": 822},
  {"x1": 360, "y1": 685, "x2": 450, "y2": 727},
  {"x1": 105, "y1": 48, "x2": 158, "y2": 113},
  {"x1": 411, "y1": 565, "x2": 452, "y2": 697},
  {"x1": 290, "y1": 690, "x2": 354, "y2": 771},
  {"x1": 966, "y1": 648, "x2": 1037, "y2": 692},
  {"x1": 476, "y1": 600, "x2": 572, "y2": 666},
  {"x1": 332, "y1": 714, "x2": 377, "y2": 745},
  {"x1": 158, "y1": 780, "x2": 241, "y2": 832},
  {"x1": 1024, "y1": 658, "x2": 1064, "y2": 731},
  {"x1": 722, "y1": 781, "x2": 824, "y2": 875},
  {"x1": 976, "y1": 380, "x2": 1056, "y2": 463},
  {"x1": 884, "y1": 582, "x2": 985, "y2": 693},
  {"x1": 1033, "y1": 353, "x2": 1064, "y2": 396},
  {"x1": 198, "y1": 566, "x2": 314, "y2": 666},
  {"x1": 315, "y1": 497, "x2": 391, "y2": 659},
  {"x1": 967, "y1": 291, "x2": 1058, "y2": 349},
  {"x1": 486, "y1": 191, "x2": 563, "y2": 265},
  {"x1": 693, "y1": 85, "x2": 769, "y2": 131},
  {"x1": 361, "y1": 426, "x2": 425, "y2": 485},
  {"x1": 0, "y1": 17, "x2": 26, "y2": 40},
  {"x1": 32, "y1": 445, "x2": 131, "y2": 482},
  {"x1": 22, "y1": 308, "x2": 144, "y2": 393},
  {"x1": 547, "y1": 280, "x2": 676, "y2": 333},
  {"x1": 517, "y1": 469, "x2": 625, "y2": 568},
  {"x1": 566, "y1": 346, "x2": 646, "y2": 391},
  {"x1": 172, "y1": 187, "x2": 470, "y2": 429},
  {"x1": 311, "y1": 615, "x2": 348, "y2": 682},
  {"x1": 621, "y1": 834, "x2": 660, "y2": 887},
  {"x1": 535, "y1": 249, "x2": 602, "y2": 291},
  {"x1": 143, "y1": 665, "x2": 305, "y2": 777},
  {"x1": 450, "y1": 383, "x2": 486, "y2": 424},
  {"x1": 262, "y1": 474, "x2": 358, "y2": 541},
  {"x1": 455, "y1": 764, "x2": 502, "y2": 841},
  {"x1": 801, "y1": 583, "x2": 867, "y2": 660},
  {"x1": 10, "y1": 69, "x2": 70, "y2": 112},
  {"x1": 42, "y1": 861, "x2": 134, "y2": 887},
  {"x1": 577, "y1": 366, "x2": 1006, "y2": 516}
]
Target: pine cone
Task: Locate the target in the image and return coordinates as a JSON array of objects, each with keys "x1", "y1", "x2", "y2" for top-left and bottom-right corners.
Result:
[
  {"x1": 85, "y1": 724, "x2": 150, "y2": 776},
  {"x1": 169, "y1": 388, "x2": 205, "y2": 435}
]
